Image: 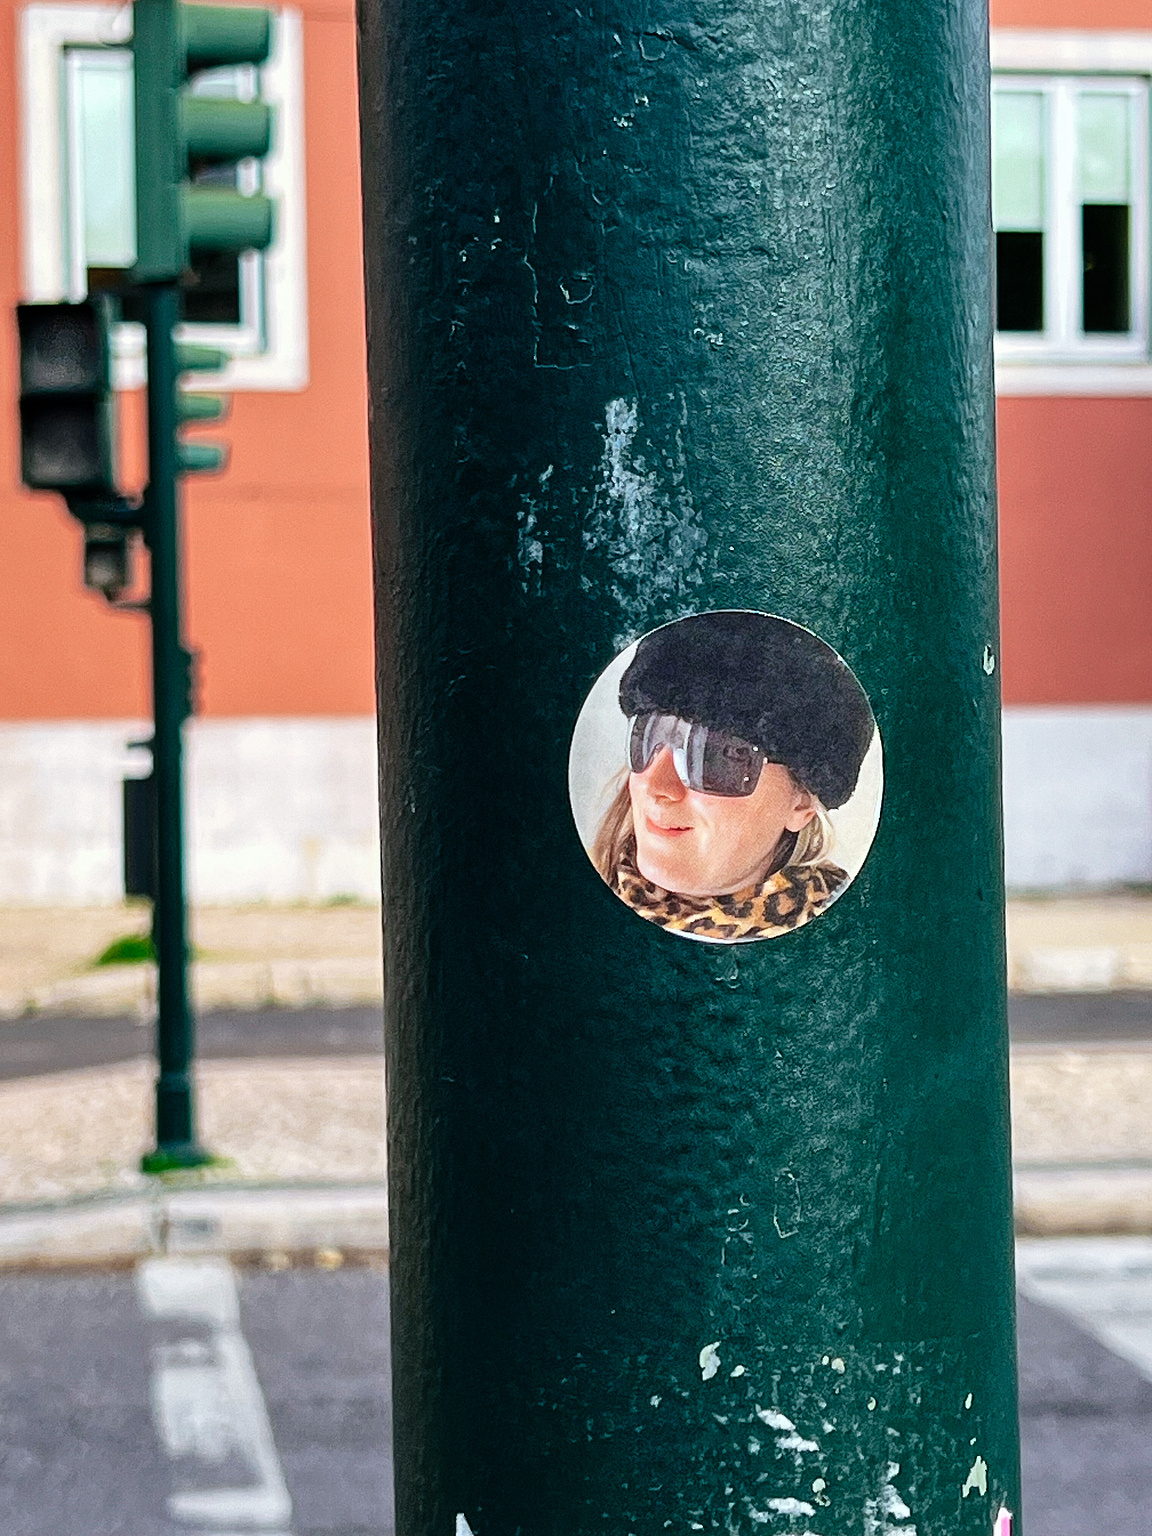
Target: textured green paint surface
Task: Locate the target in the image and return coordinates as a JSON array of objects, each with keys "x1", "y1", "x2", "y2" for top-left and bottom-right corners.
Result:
[{"x1": 356, "y1": 0, "x2": 1020, "y2": 1532}]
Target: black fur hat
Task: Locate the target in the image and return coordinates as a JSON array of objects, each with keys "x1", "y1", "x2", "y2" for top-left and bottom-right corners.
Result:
[{"x1": 619, "y1": 612, "x2": 874, "y2": 809}]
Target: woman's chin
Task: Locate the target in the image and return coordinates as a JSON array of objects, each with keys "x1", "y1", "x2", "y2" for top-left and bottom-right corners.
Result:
[{"x1": 636, "y1": 845, "x2": 708, "y2": 897}]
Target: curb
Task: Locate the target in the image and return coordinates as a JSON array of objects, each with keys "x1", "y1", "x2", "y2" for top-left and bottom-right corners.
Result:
[
  {"x1": 0, "y1": 1182, "x2": 388, "y2": 1269},
  {"x1": 1014, "y1": 1164, "x2": 1152, "y2": 1235},
  {"x1": 0, "y1": 958, "x2": 385, "y2": 1020},
  {"x1": 2, "y1": 1169, "x2": 1150, "y2": 1266}
]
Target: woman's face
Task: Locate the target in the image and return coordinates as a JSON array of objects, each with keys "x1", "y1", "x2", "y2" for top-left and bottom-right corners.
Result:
[{"x1": 629, "y1": 747, "x2": 817, "y2": 896}]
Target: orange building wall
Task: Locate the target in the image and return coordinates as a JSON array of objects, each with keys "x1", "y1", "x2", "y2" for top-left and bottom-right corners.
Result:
[
  {"x1": 992, "y1": 0, "x2": 1152, "y2": 24},
  {"x1": 990, "y1": 0, "x2": 1152, "y2": 707},
  {"x1": 997, "y1": 399, "x2": 1152, "y2": 705},
  {"x1": 4, "y1": 0, "x2": 1152, "y2": 721},
  {"x1": 0, "y1": 0, "x2": 375, "y2": 720}
]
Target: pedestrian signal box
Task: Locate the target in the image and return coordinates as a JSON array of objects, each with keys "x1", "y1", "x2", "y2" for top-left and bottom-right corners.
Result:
[{"x1": 16, "y1": 301, "x2": 116, "y2": 495}]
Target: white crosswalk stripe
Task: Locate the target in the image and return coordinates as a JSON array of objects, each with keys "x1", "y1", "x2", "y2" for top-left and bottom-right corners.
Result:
[
  {"x1": 1017, "y1": 1237, "x2": 1152, "y2": 1383},
  {"x1": 136, "y1": 1256, "x2": 294, "y2": 1533}
]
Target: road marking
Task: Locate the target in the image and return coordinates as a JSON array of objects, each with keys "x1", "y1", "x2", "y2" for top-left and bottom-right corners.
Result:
[
  {"x1": 1017, "y1": 1236, "x2": 1152, "y2": 1381},
  {"x1": 136, "y1": 1255, "x2": 294, "y2": 1532}
]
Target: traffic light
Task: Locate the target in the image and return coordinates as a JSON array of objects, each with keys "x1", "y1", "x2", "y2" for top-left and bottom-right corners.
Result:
[
  {"x1": 17, "y1": 301, "x2": 116, "y2": 496},
  {"x1": 16, "y1": 299, "x2": 140, "y2": 600},
  {"x1": 132, "y1": 0, "x2": 277, "y2": 283}
]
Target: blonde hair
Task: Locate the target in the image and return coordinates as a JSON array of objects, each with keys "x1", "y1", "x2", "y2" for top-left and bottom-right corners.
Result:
[{"x1": 591, "y1": 770, "x2": 834, "y2": 885}]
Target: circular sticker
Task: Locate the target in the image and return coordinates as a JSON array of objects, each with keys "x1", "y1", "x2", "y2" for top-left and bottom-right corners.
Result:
[{"x1": 568, "y1": 611, "x2": 883, "y2": 943}]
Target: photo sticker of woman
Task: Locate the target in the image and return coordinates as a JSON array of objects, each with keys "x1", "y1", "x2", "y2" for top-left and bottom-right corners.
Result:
[{"x1": 591, "y1": 611, "x2": 877, "y2": 943}]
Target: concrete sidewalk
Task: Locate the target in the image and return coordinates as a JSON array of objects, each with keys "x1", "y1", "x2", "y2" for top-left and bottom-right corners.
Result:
[
  {"x1": 1009, "y1": 892, "x2": 1152, "y2": 991},
  {"x1": 0, "y1": 1053, "x2": 386, "y2": 1268},
  {"x1": 0, "y1": 1034, "x2": 1138, "y2": 1266},
  {"x1": 0, "y1": 904, "x2": 384, "y2": 1017},
  {"x1": 2, "y1": 892, "x2": 1152, "y2": 1015},
  {"x1": 0, "y1": 896, "x2": 1147, "y2": 1264}
]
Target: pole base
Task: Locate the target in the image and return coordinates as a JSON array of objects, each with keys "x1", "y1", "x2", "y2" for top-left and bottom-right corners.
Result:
[{"x1": 141, "y1": 1143, "x2": 217, "y2": 1175}]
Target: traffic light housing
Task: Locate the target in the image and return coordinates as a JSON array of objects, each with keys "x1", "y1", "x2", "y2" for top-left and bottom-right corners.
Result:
[
  {"x1": 17, "y1": 301, "x2": 116, "y2": 495},
  {"x1": 133, "y1": 0, "x2": 277, "y2": 282}
]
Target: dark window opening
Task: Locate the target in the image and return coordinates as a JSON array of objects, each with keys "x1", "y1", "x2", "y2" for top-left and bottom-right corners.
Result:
[
  {"x1": 183, "y1": 251, "x2": 242, "y2": 325},
  {"x1": 996, "y1": 230, "x2": 1044, "y2": 332},
  {"x1": 1082, "y1": 203, "x2": 1130, "y2": 333}
]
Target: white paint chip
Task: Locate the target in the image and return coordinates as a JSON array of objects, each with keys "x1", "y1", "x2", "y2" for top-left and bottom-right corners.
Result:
[
  {"x1": 864, "y1": 1459, "x2": 916, "y2": 1535},
  {"x1": 730, "y1": 1364, "x2": 746, "y2": 1378},
  {"x1": 699, "y1": 1341, "x2": 721, "y2": 1380},
  {"x1": 767, "y1": 1497, "x2": 815, "y2": 1516},
  {"x1": 962, "y1": 1456, "x2": 989, "y2": 1498},
  {"x1": 456, "y1": 1516, "x2": 476, "y2": 1536},
  {"x1": 994, "y1": 1508, "x2": 1013, "y2": 1536},
  {"x1": 830, "y1": 1357, "x2": 846, "y2": 1374},
  {"x1": 756, "y1": 1406, "x2": 794, "y2": 1430},
  {"x1": 965, "y1": 1393, "x2": 973, "y2": 1410},
  {"x1": 779, "y1": 1432, "x2": 819, "y2": 1453}
]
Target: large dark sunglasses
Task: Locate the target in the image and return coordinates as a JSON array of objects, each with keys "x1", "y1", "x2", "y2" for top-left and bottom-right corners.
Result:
[{"x1": 628, "y1": 712, "x2": 766, "y2": 797}]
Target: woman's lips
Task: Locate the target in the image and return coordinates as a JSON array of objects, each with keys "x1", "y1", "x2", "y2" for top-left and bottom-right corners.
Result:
[{"x1": 645, "y1": 816, "x2": 692, "y2": 838}]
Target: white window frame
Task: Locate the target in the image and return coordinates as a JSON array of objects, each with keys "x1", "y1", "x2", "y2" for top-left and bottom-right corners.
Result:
[
  {"x1": 18, "y1": 2, "x2": 309, "y2": 391},
  {"x1": 992, "y1": 29, "x2": 1152, "y2": 395},
  {"x1": 994, "y1": 75, "x2": 1148, "y2": 363}
]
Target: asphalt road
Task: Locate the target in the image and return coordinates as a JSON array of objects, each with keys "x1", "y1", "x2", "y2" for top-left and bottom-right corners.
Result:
[
  {"x1": 0, "y1": 993, "x2": 1146, "y2": 1082},
  {"x1": 0, "y1": 1005, "x2": 384, "y2": 1079},
  {"x1": 0, "y1": 1249, "x2": 1146, "y2": 1535},
  {"x1": 0, "y1": 1263, "x2": 392, "y2": 1536},
  {"x1": 1019, "y1": 1291, "x2": 1152, "y2": 1533}
]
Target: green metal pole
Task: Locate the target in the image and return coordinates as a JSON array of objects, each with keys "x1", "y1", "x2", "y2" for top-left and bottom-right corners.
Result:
[
  {"x1": 357, "y1": 0, "x2": 1020, "y2": 1532},
  {"x1": 141, "y1": 279, "x2": 208, "y2": 1172}
]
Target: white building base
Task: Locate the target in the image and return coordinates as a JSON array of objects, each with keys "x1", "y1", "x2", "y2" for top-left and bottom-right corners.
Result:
[
  {"x1": 1, "y1": 707, "x2": 1150, "y2": 902},
  {"x1": 0, "y1": 718, "x2": 381, "y2": 905},
  {"x1": 1002, "y1": 706, "x2": 1152, "y2": 890}
]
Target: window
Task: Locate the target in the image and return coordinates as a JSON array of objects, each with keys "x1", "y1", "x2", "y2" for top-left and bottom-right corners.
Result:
[
  {"x1": 992, "y1": 77, "x2": 1149, "y2": 359},
  {"x1": 20, "y1": 4, "x2": 308, "y2": 391},
  {"x1": 990, "y1": 30, "x2": 1152, "y2": 392}
]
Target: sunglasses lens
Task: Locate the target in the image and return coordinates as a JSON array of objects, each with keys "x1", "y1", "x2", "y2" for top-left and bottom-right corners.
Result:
[
  {"x1": 629, "y1": 713, "x2": 678, "y2": 773},
  {"x1": 698, "y1": 731, "x2": 763, "y2": 796},
  {"x1": 629, "y1": 714, "x2": 764, "y2": 796}
]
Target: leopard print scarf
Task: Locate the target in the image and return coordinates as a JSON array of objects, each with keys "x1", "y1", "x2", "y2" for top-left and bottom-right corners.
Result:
[{"x1": 611, "y1": 837, "x2": 847, "y2": 943}]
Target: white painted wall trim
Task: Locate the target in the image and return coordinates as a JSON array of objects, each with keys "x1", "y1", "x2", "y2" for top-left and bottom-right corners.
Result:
[
  {"x1": 0, "y1": 717, "x2": 379, "y2": 905},
  {"x1": 1002, "y1": 705, "x2": 1152, "y2": 890},
  {"x1": 2, "y1": 709, "x2": 1149, "y2": 901},
  {"x1": 992, "y1": 29, "x2": 1152, "y2": 74}
]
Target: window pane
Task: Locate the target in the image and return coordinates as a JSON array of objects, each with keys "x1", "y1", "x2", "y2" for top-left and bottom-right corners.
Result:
[
  {"x1": 183, "y1": 251, "x2": 242, "y2": 325},
  {"x1": 1083, "y1": 205, "x2": 1130, "y2": 332},
  {"x1": 996, "y1": 232, "x2": 1044, "y2": 331},
  {"x1": 1079, "y1": 94, "x2": 1132, "y2": 333},
  {"x1": 992, "y1": 91, "x2": 1045, "y2": 231},
  {"x1": 993, "y1": 91, "x2": 1045, "y2": 331},
  {"x1": 70, "y1": 51, "x2": 136, "y2": 268},
  {"x1": 1079, "y1": 93, "x2": 1130, "y2": 202}
]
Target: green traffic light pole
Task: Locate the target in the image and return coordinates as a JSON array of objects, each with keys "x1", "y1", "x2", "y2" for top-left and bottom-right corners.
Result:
[
  {"x1": 358, "y1": 0, "x2": 1022, "y2": 1531},
  {"x1": 130, "y1": 0, "x2": 276, "y2": 1172},
  {"x1": 139, "y1": 278, "x2": 208, "y2": 1173}
]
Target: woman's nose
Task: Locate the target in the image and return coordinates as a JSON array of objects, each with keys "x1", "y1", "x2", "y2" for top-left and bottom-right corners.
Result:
[{"x1": 643, "y1": 746, "x2": 687, "y2": 798}]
